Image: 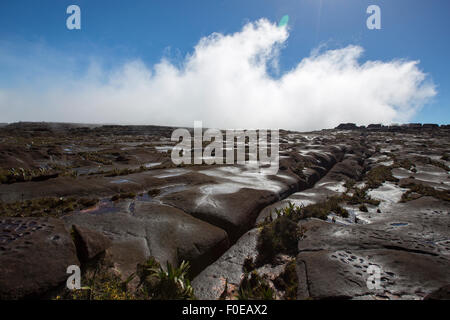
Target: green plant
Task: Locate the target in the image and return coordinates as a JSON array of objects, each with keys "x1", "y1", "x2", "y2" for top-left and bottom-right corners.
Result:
[
  {"x1": 344, "y1": 187, "x2": 380, "y2": 206},
  {"x1": 238, "y1": 271, "x2": 274, "y2": 300},
  {"x1": 302, "y1": 196, "x2": 349, "y2": 220},
  {"x1": 56, "y1": 265, "x2": 134, "y2": 300},
  {"x1": 256, "y1": 215, "x2": 299, "y2": 265},
  {"x1": 0, "y1": 197, "x2": 98, "y2": 218},
  {"x1": 400, "y1": 182, "x2": 450, "y2": 202},
  {"x1": 274, "y1": 261, "x2": 298, "y2": 300},
  {"x1": 137, "y1": 259, "x2": 195, "y2": 300},
  {"x1": 344, "y1": 179, "x2": 356, "y2": 190},
  {"x1": 365, "y1": 165, "x2": 398, "y2": 189},
  {"x1": 78, "y1": 152, "x2": 113, "y2": 165}
]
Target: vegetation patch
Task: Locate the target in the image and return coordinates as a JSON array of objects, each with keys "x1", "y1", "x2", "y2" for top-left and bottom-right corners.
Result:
[
  {"x1": 257, "y1": 215, "x2": 300, "y2": 266},
  {"x1": 344, "y1": 179, "x2": 356, "y2": 190},
  {"x1": 0, "y1": 167, "x2": 59, "y2": 184},
  {"x1": 365, "y1": 165, "x2": 398, "y2": 189},
  {"x1": 136, "y1": 258, "x2": 195, "y2": 300},
  {"x1": 400, "y1": 182, "x2": 450, "y2": 202},
  {"x1": 56, "y1": 257, "x2": 195, "y2": 300},
  {"x1": 57, "y1": 269, "x2": 134, "y2": 300},
  {"x1": 110, "y1": 192, "x2": 136, "y2": 201},
  {"x1": 302, "y1": 197, "x2": 349, "y2": 220},
  {"x1": 343, "y1": 187, "x2": 380, "y2": 206},
  {"x1": 78, "y1": 152, "x2": 113, "y2": 165},
  {"x1": 0, "y1": 197, "x2": 98, "y2": 218},
  {"x1": 273, "y1": 260, "x2": 298, "y2": 300},
  {"x1": 237, "y1": 270, "x2": 275, "y2": 300},
  {"x1": 393, "y1": 159, "x2": 416, "y2": 171}
]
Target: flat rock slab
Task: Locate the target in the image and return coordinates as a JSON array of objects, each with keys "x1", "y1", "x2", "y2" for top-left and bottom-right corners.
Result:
[
  {"x1": 162, "y1": 183, "x2": 282, "y2": 241},
  {"x1": 296, "y1": 219, "x2": 450, "y2": 299},
  {"x1": 362, "y1": 197, "x2": 450, "y2": 253},
  {"x1": 0, "y1": 217, "x2": 79, "y2": 299},
  {"x1": 298, "y1": 219, "x2": 442, "y2": 256},
  {"x1": 63, "y1": 201, "x2": 229, "y2": 277}
]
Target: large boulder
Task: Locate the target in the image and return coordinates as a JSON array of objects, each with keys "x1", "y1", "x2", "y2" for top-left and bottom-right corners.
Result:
[
  {"x1": 63, "y1": 201, "x2": 229, "y2": 277},
  {"x1": 71, "y1": 224, "x2": 112, "y2": 263},
  {"x1": 0, "y1": 217, "x2": 79, "y2": 299}
]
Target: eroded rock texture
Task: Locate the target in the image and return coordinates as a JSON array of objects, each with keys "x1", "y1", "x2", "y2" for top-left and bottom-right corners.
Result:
[{"x1": 0, "y1": 122, "x2": 448, "y2": 299}]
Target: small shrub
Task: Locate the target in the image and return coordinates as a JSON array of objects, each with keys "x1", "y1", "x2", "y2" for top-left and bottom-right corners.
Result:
[
  {"x1": 243, "y1": 257, "x2": 256, "y2": 274},
  {"x1": 401, "y1": 182, "x2": 450, "y2": 202},
  {"x1": 393, "y1": 159, "x2": 415, "y2": 171},
  {"x1": 256, "y1": 216, "x2": 299, "y2": 265},
  {"x1": 111, "y1": 192, "x2": 136, "y2": 201},
  {"x1": 273, "y1": 260, "x2": 298, "y2": 300},
  {"x1": 359, "y1": 204, "x2": 368, "y2": 212},
  {"x1": 302, "y1": 196, "x2": 349, "y2": 220},
  {"x1": 344, "y1": 179, "x2": 356, "y2": 190},
  {"x1": 365, "y1": 165, "x2": 398, "y2": 189},
  {"x1": 136, "y1": 259, "x2": 195, "y2": 300},
  {"x1": 344, "y1": 187, "x2": 380, "y2": 206},
  {"x1": 238, "y1": 271, "x2": 274, "y2": 300}
]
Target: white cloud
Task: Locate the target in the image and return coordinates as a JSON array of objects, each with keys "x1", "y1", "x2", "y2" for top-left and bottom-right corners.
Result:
[{"x1": 0, "y1": 19, "x2": 436, "y2": 130}]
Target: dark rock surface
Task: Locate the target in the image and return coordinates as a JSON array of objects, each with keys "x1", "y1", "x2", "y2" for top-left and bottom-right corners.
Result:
[
  {"x1": 0, "y1": 217, "x2": 79, "y2": 299},
  {"x1": 0, "y1": 122, "x2": 449, "y2": 299},
  {"x1": 63, "y1": 202, "x2": 229, "y2": 277},
  {"x1": 72, "y1": 224, "x2": 112, "y2": 262},
  {"x1": 296, "y1": 219, "x2": 450, "y2": 299}
]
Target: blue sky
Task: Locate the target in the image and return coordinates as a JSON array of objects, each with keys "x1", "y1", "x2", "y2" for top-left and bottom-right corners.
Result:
[{"x1": 0, "y1": 0, "x2": 449, "y2": 128}]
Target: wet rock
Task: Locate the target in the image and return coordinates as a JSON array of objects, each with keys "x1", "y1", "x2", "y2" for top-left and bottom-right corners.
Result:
[
  {"x1": 63, "y1": 201, "x2": 229, "y2": 277},
  {"x1": 0, "y1": 217, "x2": 79, "y2": 299}
]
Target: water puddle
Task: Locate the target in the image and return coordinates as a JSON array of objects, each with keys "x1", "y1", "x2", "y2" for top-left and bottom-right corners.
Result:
[
  {"x1": 110, "y1": 179, "x2": 137, "y2": 184},
  {"x1": 154, "y1": 168, "x2": 189, "y2": 179},
  {"x1": 144, "y1": 162, "x2": 162, "y2": 168},
  {"x1": 390, "y1": 222, "x2": 408, "y2": 227},
  {"x1": 79, "y1": 199, "x2": 120, "y2": 215}
]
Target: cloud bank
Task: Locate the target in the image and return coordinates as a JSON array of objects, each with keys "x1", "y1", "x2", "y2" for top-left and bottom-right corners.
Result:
[{"x1": 0, "y1": 19, "x2": 436, "y2": 131}]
